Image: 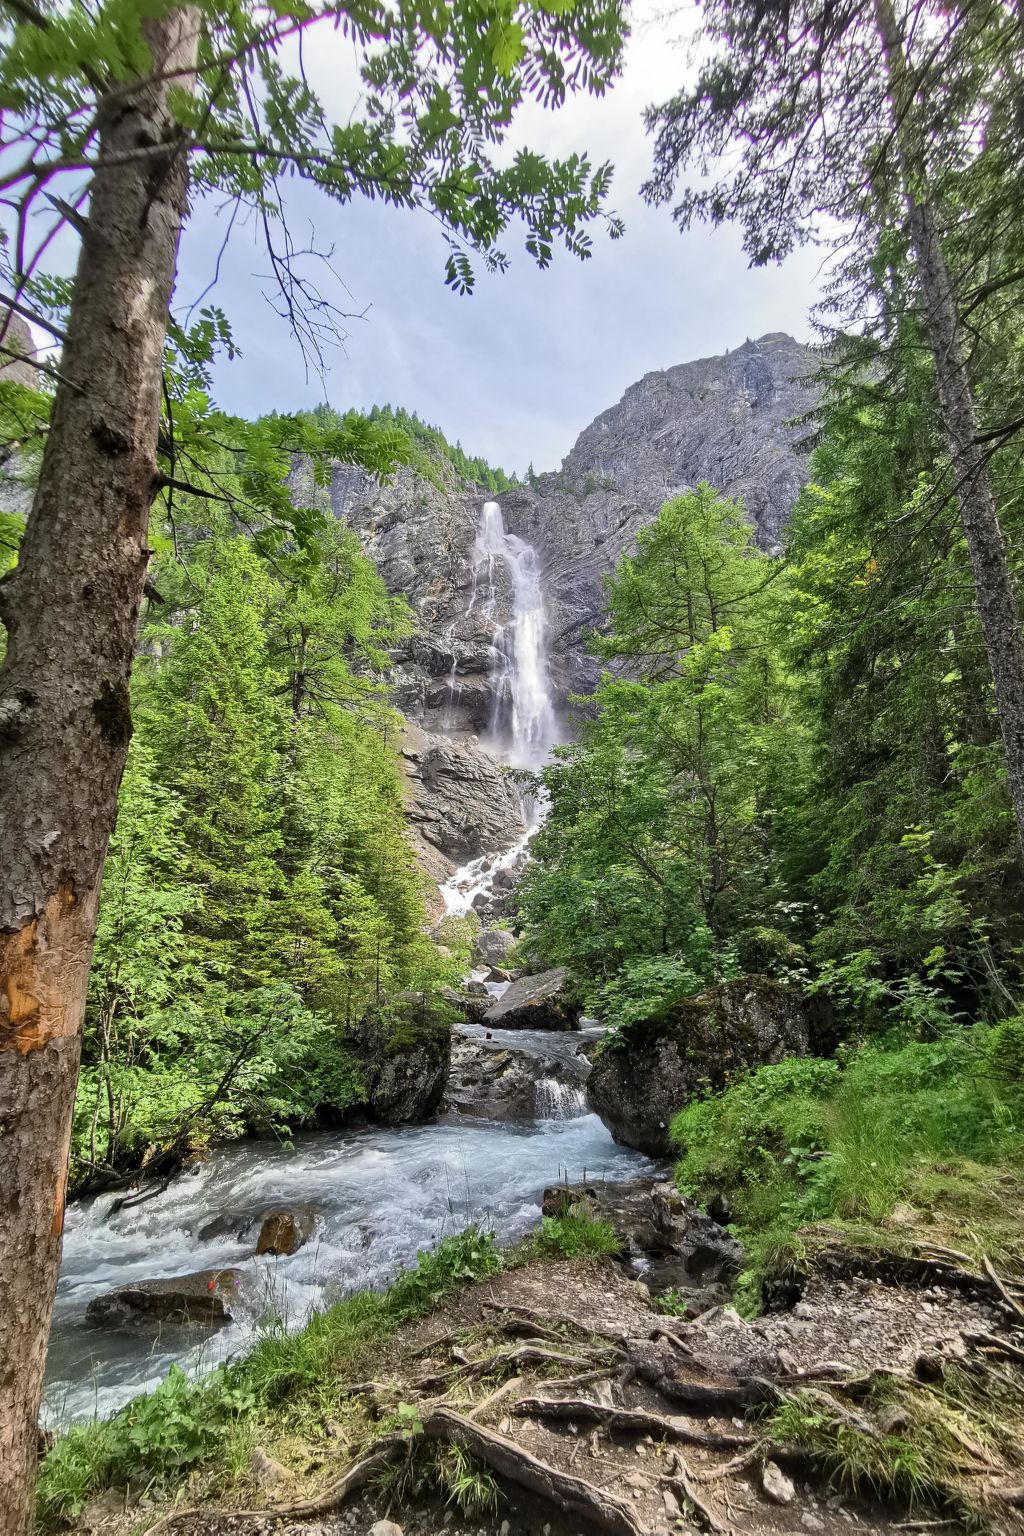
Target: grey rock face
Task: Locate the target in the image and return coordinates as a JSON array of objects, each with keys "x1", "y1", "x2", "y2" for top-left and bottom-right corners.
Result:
[
  {"x1": 361, "y1": 992, "x2": 452, "y2": 1126},
  {"x1": 587, "y1": 975, "x2": 827, "y2": 1156},
  {"x1": 400, "y1": 719, "x2": 524, "y2": 863},
  {"x1": 499, "y1": 333, "x2": 820, "y2": 703},
  {"x1": 482, "y1": 966, "x2": 580, "y2": 1031},
  {"x1": 0, "y1": 307, "x2": 39, "y2": 391}
]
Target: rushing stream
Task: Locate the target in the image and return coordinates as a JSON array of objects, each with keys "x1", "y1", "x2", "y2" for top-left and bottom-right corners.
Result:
[
  {"x1": 45, "y1": 501, "x2": 648, "y2": 1428},
  {"x1": 47, "y1": 1107, "x2": 650, "y2": 1426}
]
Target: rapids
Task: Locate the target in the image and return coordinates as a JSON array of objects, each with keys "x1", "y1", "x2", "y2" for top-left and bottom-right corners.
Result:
[{"x1": 46, "y1": 1111, "x2": 650, "y2": 1426}]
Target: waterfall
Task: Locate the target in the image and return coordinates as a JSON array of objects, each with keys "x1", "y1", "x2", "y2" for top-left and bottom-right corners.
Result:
[
  {"x1": 441, "y1": 500, "x2": 559, "y2": 917},
  {"x1": 475, "y1": 500, "x2": 558, "y2": 768}
]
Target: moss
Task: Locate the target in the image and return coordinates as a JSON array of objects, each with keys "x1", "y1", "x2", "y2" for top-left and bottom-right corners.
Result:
[{"x1": 91, "y1": 678, "x2": 133, "y2": 748}]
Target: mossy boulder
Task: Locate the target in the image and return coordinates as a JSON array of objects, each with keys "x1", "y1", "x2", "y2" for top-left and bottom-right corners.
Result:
[
  {"x1": 361, "y1": 991, "x2": 453, "y2": 1126},
  {"x1": 587, "y1": 975, "x2": 833, "y2": 1156}
]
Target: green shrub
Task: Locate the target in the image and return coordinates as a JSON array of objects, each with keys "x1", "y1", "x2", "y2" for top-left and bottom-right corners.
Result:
[
  {"x1": 671, "y1": 1029, "x2": 1023, "y2": 1305},
  {"x1": 531, "y1": 1209, "x2": 622, "y2": 1260}
]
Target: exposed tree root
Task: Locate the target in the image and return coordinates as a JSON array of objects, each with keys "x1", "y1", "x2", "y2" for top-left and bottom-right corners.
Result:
[
  {"x1": 420, "y1": 1406, "x2": 648, "y2": 1536},
  {"x1": 483, "y1": 1300, "x2": 630, "y2": 1348},
  {"x1": 628, "y1": 1353, "x2": 777, "y2": 1413},
  {"x1": 415, "y1": 1343, "x2": 614, "y2": 1391},
  {"x1": 662, "y1": 1447, "x2": 733, "y2": 1534},
  {"x1": 962, "y1": 1330, "x2": 1024, "y2": 1366},
  {"x1": 513, "y1": 1395, "x2": 753, "y2": 1451},
  {"x1": 140, "y1": 1435, "x2": 407, "y2": 1535},
  {"x1": 983, "y1": 1258, "x2": 1024, "y2": 1322}
]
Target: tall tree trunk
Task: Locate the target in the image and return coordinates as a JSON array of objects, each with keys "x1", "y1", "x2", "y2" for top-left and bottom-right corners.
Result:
[
  {"x1": 0, "y1": 13, "x2": 198, "y2": 1530},
  {"x1": 875, "y1": 0, "x2": 1024, "y2": 867}
]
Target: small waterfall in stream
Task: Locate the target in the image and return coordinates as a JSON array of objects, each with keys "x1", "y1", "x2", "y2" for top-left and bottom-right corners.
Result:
[{"x1": 442, "y1": 501, "x2": 558, "y2": 917}]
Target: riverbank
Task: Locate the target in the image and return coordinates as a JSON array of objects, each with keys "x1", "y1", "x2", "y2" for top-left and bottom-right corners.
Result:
[{"x1": 42, "y1": 1198, "x2": 1024, "y2": 1536}]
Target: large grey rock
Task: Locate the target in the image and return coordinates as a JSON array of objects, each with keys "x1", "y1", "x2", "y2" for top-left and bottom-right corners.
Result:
[
  {"x1": 361, "y1": 991, "x2": 452, "y2": 1126},
  {"x1": 473, "y1": 928, "x2": 517, "y2": 966},
  {"x1": 85, "y1": 1268, "x2": 243, "y2": 1329},
  {"x1": 588, "y1": 976, "x2": 830, "y2": 1156},
  {"x1": 444, "y1": 1028, "x2": 589, "y2": 1119},
  {"x1": 483, "y1": 967, "x2": 580, "y2": 1031},
  {"x1": 541, "y1": 1179, "x2": 743, "y2": 1292},
  {"x1": 400, "y1": 722, "x2": 524, "y2": 862}
]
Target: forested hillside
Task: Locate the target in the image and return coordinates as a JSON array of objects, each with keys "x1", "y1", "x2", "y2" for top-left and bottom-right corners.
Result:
[{"x1": 0, "y1": 384, "x2": 507, "y2": 1191}]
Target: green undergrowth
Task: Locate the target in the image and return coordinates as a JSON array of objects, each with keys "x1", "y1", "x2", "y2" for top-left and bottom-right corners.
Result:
[
  {"x1": 528, "y1": 1207, "x2": 621, "y2": 1260},
  {"x1": 36, "y1": 1227, "x2": 503, "y2": 1528},
  {"x1": 671, "y1": 1020, "x2": 1024, "y2": 1309},
  {"x1": 764, "y1": 1365, "x2": 1024, "y2": 1526}
]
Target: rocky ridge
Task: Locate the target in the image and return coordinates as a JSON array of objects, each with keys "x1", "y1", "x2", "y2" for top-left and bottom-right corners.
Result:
[{"x1": 292, "y1": 334, "x2": 820, "y2": 877}]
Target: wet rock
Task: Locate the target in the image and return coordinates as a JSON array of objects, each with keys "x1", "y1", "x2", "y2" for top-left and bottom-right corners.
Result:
[
  {"x1": 438, "y1": 985, "x2": 490, "y2": 1023},
  {"x1": 588, "y1": 975, "x2": 834, "y2": 1155},
  {"x1": 85, "y1": 1268, "x2": 243, "y2": 1329},
  {"x1": 361, "y1": 992, "x2": 452, "y2": 1126},
  {"x1": 444, "y1": 1031, "x2": 589, "y2": 1119},
  {"x1": 761, "y1": 1462, "x2": 795, "y2": 1506},
  {"x1": 541, "y1": 1180, "x2": 743, "y2": 1289},
  {"x1": 256, "y1": 1206, "x2": 318, "y2": 1256},
  {"x1": 473, "y1": 928, "x2": 517, "y2": 966},
  {"x1": 483, "y1": 967, "x2": 580, "y2": 1031}
]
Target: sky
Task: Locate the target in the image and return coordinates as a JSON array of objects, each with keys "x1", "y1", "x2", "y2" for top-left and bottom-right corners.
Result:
[{"x1": 49, "y1": 5, "x2": 828, "y2": 478}]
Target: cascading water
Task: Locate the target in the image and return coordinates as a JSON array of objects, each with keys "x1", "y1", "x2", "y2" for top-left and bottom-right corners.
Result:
[
  {"x1": 475, "y1": 500, "x2": 558, "y2": 768},
  {"x1": 442, "y1": 501, "x2": 559, "y2": 916}
]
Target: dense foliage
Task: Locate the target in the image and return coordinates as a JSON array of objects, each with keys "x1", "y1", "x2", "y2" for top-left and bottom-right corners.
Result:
[
  {"x1": 521, "y1": 363, "x2": 1024, "y2": 1033},
  {"x1": 65, "y1": 408, "x2": 466, "y2": 1190},
  {"x1": 671, "y1": 1019, "x2": 1024, "y2": 1306}
]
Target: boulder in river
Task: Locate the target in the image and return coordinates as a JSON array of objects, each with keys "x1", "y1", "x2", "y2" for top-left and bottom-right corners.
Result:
[
  {"x1": 482, "y1": 966, "x2": 580, "y2": 1031},
  {"x1": 473, "y1": 928, "x2": 517, "y2": 966},
  {"x1": 256, "y1": 1206, "x2": 318, "y2": 1256},
  {"x1": 85, "y1": 1268, "x2": 243, "y2": 1330},
  {"x1": 363, "y1": 991, "x2": 453, "y2": 1125},
  {"x1": 542, "y1": 1179, "x2": 743, "y2": 1293},
  {"x1": 587, "y1": 975, "x2": 832, "y2": 1156},
  {"x1": 438, "y1": 985, "x2": 490, "y2": 1023}
]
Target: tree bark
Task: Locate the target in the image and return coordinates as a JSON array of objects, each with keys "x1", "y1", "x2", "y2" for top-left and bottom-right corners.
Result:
[
  {"x1": 875, "y1": 0, "x2": 1024, "y2": 868},
  {"x1": 0, "y1": 13, "x2": 199, "y2": 1531}
]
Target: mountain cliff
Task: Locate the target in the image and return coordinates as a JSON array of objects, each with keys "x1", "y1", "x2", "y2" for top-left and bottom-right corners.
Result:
[
  {"x1": 291, "y1": 331, "x2": 820, "y2": 880},
  {"x1": 498, "y1": 332, "x2": 820, "y2": 700}
]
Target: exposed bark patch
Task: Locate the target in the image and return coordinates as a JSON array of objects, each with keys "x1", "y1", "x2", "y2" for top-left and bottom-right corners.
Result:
[
  {"x1": 0, "y1": 886, "x2": 84, "y2": 1055},
  {"x1": 91, "y1": 416, "x2": 133, "y2": 456}
]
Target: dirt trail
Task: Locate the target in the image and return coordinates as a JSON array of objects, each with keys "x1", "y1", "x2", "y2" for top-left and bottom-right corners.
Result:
[{"x1": 90, "y1": 1244, "x2": 1024, "y2": 1536}]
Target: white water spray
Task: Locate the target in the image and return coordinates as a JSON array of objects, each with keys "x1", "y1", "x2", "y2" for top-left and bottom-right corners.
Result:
[
  {"x1": 441, "y1": 502, "x2": 559, "y2": 917},
  {"x1": 476, "y1": 500, "x2": 558, "y2": 768}
]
